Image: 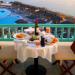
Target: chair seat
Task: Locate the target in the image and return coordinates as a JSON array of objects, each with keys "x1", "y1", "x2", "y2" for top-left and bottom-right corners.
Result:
[
  {"x1": 55, "y1": 42, "x2": 75, "y2": 60},
  {"x1": 54, "y1": 42, "x2": 75, "y2": 75},
  {"x1": 0, "y1": 42, "x2": 16, "y2": 59},
  {"x1": 0, "y1": 42, "x2": 19, "y2": 75}
]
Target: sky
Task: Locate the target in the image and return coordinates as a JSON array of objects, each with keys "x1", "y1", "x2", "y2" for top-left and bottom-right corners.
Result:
[{"x1": 2, "y1": 0, "x2": 75, "y2": 16}]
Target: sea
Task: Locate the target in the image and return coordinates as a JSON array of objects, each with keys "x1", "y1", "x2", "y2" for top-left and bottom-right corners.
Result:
[{"x1": 1, "y1": 0, "x2": 75, "y2": 17}]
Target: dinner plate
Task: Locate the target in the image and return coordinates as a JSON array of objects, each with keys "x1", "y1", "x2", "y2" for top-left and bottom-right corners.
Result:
[
  {"x1": 24, "y1": 27, "x2": 34, "y2": 33},
  {"x1": 13, "y1": 33, "x2": 28, "y2": 40}
]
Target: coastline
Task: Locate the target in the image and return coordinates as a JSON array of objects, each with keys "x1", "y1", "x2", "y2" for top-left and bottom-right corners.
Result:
[
  {"x1": 0, "y1": 1, "x2": 74, "y2": 23},
  {"x1": 11, "y1": 1, "x2": 75, "y2": 23}
]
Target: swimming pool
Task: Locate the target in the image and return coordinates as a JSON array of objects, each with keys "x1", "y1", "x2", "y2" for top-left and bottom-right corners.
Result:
[{"x1": 0, "y1": 8, "x2": 23, "y2": 24}]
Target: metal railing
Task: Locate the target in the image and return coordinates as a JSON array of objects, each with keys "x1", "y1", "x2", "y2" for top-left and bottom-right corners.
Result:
[{"x1": 0, "y1": 24, "x2": 75, "y2": 42}]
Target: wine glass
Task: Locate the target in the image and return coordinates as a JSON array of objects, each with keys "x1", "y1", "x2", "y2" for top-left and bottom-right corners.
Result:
[
  {"x1": 46, "y1": 27, "x2": 51, "y2": 33},
  {"x1": 35, "y1": 40, "x2": 40, "y2": 47}
]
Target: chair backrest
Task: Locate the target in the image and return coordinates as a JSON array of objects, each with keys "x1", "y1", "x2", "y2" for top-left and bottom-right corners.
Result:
[{"x1": 71, "y1": 41, "x2": 75, "y2": 53}]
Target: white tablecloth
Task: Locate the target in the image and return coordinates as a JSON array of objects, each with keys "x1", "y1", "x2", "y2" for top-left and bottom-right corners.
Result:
[{"x1": 14, "y1": 40, "x2": 58, "y2": 62}]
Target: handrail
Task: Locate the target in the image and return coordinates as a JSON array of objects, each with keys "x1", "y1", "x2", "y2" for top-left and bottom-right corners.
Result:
[
  {"x1": 0, "y1": 24, "x2": 75, "y2": 42},
  {"x1": 0, "y1": 24, "x2": 75, "y2": 27}
]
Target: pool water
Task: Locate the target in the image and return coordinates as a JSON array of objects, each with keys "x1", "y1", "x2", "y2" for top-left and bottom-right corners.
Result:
[
  {"x1": 0, "y1": 8, "x2": 23, "y2": 24},
  {"x1": 0, "y1": 8, "x2": 11, "y2": 18}
]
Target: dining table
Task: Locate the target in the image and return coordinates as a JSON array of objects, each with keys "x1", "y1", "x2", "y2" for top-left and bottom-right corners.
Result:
[{"x1": 14, "y1": 27, "x2": 58, "y2": 75}]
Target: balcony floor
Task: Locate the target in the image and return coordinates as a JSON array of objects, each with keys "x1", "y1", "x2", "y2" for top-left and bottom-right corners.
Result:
[
  {"x1": 0, "y1": 58, "x2": 75, "y2": 75},
  {"x1": 0, "y1": 42, "x2": 75, "y2": 75},
  {"x1": 0, "y1": 57, "x2": 61, "y2": 75}
]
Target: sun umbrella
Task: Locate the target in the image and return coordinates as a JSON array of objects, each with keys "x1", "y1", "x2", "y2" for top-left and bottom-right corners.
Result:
[{"x1": 15, "y1": 19, "x2": 28, "y2": 24}]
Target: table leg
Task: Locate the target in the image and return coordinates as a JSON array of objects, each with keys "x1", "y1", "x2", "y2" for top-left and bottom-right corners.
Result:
[{"x1": 26, "y1": 58, "x2": 46, "y2": 75}]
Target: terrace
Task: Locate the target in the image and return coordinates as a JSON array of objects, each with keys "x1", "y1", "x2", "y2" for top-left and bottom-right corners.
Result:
[
  {"x1": 0, "y1": 1, "x2": 75, "y2": 75},
  {"x1": 0, "y1": 24, "x2": 75, "y2": 75}
]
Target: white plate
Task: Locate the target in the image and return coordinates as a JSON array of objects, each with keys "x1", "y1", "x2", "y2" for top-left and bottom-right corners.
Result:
[
  {"x1": 13, "y1": 33, "x2": 28, "y2": 40},
  {"x1": 24, "y1": 27, "x2": 34, "y2": 33}
]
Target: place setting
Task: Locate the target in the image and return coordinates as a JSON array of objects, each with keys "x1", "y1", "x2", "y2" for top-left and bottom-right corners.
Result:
[
  {"x1": 13, "y1": 27, "x2": 58, "y2": 48},
  {"x1": 0, "y1": 1, "x2": 75, "y2": 75}
]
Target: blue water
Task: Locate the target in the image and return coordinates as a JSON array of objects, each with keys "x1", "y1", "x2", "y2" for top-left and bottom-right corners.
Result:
[
  {"x1": 2, "y1": 0, "x2": 15, "y2": 2},
  {"x1": 0, "y1": 8, "x2": 22, "y2": 24},
  {"x1": 0, "y1": 8, "x2": 11, "y2": 18},
  {"x1": 0, "y1": 15, "x2": 22, "y2": 24}
]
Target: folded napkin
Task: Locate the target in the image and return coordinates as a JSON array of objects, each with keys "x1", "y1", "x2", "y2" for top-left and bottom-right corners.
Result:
[
  {"x1": 24, "y1": 27, "x2": 34, "y2": 32},
  {"x1": 27, "y1": 43, "x2": 36, "y2": 47}
]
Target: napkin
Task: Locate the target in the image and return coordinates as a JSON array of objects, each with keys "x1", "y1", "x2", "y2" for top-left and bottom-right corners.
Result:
[
  {"x1": 44, "y1": 35, "x2": 53, "y2": 43},
  {"x1": 24, "y1": 27, "x2": 34, "y2": 32},
  {"x1": 27, "y1": 43, "x2": 36, "y2": 47}
]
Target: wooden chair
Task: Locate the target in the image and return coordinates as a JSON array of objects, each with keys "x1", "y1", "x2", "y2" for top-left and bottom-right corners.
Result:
[
  {"x1": 0, "y1": 59, "x2": 19, "y2": 75},
  {"x1": 55, "y1": 42, "x2": 75, "y2": 75},
  {"x1": 0, "y1": 42, "x2": 19, "y2": 75}
]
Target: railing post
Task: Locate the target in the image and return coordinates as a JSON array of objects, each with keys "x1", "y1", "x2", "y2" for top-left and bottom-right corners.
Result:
[
  {"x1": 21, "y1": 27, "x2": 23, "y2": 32},
  {"x1": 54, "y1": 27, "x2": 57, "y2": 37},
  {"x1": 2, "y1": 28, "x2": 4, "y2": 39},
  {"x1": 68, "y1": 28, "x2": 70, "y2": 41},
  {"x1": 8, "y1": 27, "x2": 11, "y2": 38},
  {"x1": 61, "y1": 28, "x2": 64, "y2": 42}
]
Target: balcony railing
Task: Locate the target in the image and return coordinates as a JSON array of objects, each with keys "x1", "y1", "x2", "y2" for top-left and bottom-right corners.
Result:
[{"x1": 0, "y1": 24, "x2": 75, "y2": 42}]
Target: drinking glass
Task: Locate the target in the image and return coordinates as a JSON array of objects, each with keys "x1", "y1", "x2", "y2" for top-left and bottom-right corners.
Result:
[
  {"x1": 46, "y1": 28, "x2": 51, "y2": 33},
  {"x1": 35, "y1": 40, "x2": 40, "y2": 47}
]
